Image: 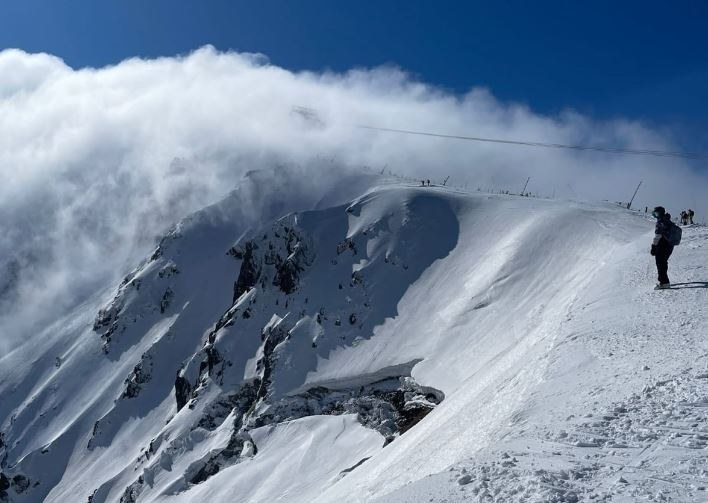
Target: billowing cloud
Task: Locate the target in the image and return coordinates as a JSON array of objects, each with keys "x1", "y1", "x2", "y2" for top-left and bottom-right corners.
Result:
[{"x1": 0, "y1": 46, "x2": 705, "y2": 354}]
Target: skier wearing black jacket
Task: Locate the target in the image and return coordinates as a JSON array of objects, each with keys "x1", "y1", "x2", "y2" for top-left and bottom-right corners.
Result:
[{"x1": 650, "y1": 206, "x2": 674, "y2": 289}]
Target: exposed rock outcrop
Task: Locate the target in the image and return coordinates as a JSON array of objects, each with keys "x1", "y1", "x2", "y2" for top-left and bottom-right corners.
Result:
[
  {"x1": 121, "y1": 354, "x2": 153, "y2": 399},
  {"x1": 232, "y1": 241, "x2": 261, "y2": 302},
  {"x1": 174, "y1": 373, "x2": 193, "y2": 412}
]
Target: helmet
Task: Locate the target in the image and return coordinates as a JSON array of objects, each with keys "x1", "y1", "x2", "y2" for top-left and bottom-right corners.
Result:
[{"x1": 652, "y1": 206, "x2": 665, "y2": 219}]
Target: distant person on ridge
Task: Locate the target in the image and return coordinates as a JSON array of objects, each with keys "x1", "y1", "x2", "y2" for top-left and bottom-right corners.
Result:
[
  {"x1": 688, "y1": 209, "x2": 695, "y2": 224},
  {"x1": 680, "y1": 210, "x2": 688, "y2": 225},
  {"x1": 650, "y1": 206, "x2": 680, "y2": 289}
]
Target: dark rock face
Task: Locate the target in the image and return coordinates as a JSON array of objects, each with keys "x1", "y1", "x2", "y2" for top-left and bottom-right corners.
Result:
[
  {"x1": 119, "y1": 476, "x2": 143, "y2": 503},
  {"x1": 157, "y1": 262, "x2": 179, "y2": 279},
  {"x1": 233, "y1": 241, "x2": 261, "y2": 302},
  {"x1": 273, "y1": 258, "x2": 300, "y2": 294},
  {"x1": 149, "y1": 246, "x2": 163, "y2": 262},
  {"x1": 203, "y1": 345, "x2": 223, "y2": 377},
  {"x1": 180, "y1": 375, "x2": 443, "y2": 490},
  {"x1": 121, "y1": 354, "x2": 153, "y2": 399},
  {"x1": 189, "y1": 432, "x2": 252, "y2": 485},
  {"x1": 232, "y1": 222, "x2": 314, "y2": 302},
  {"x1": 185, "y1": 384, "x2": 259, "y2": 486},
  {"x1": 272, "y1": 227, "x2": 314, "y2": 295},
  {"x1": 350, "y1": 271, "x2": 363, "y2": 287},
  {"x1": 174, "y1": 373, "x2": 193, "y2": 411},
  {"x1": 172, "y1": 219, "x2": 320, "y2": 421},
  {"x1": 336, "y1": 238, "x2": 358, "y2": 256},
  {"x1": 0, "y1": 471, "x2": 32, "y2": 500},
  {"x1": 92, "y1": 277, "x2": 134, "y2": 352},
  {"x1": 189, "y1": 458, "x2": 222, "y2": 485},
  {"x1": 196, "y1": 382, "x2": 258, "y2": 431},
  {"x1": 93, "y1": 301, "x2": 122, "y2": 335},
  {"x1": 249, "y1": 377, "x2": 443, "y2": 438},
  {"x1": 254, "y1": 323, "x2": 290, "y2": 400},
  {"x1": 159, "y1": 287, "x2": 174, "y2": 314},
  {"x1": 11, "y1": 475, "x2": 29, "y2": 494}
]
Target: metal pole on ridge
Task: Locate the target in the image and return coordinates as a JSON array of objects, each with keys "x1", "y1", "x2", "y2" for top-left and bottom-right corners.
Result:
[
  {"x1": 627, "y1": 181, "x2": 642, "y2": 210},
  {"x1": 521, "y1": 177, "x2": 530, "y2": 196}
]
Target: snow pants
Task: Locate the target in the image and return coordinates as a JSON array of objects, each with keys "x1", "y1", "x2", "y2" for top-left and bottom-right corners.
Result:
[{"x1": 655, "y1": 240, "x2": 674, "y2": 285}]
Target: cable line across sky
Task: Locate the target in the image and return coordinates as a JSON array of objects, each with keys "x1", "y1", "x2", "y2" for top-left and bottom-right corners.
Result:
[
  {"x1": 291, "y1": 106, "x2": 708, "y2": 160},
  {"x1": 355, "y1": 125, "x2": 708, "y2": 160}
]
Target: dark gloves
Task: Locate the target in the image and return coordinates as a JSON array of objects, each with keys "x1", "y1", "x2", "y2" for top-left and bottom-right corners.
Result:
[{"x1": 650, "y1": 245, "x2": 656, "y2": 256}]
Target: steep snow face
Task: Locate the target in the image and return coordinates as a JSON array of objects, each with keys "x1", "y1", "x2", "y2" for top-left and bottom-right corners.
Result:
[
  {"x1": 314, "y1": 192, "x2": 652, "y2": 502},
  {"x1": 364, "y1": 226, "x2": 708, "y2": 503},
  {"x1": 2, "y1": 178, "x2": 698, "y2": 503}
]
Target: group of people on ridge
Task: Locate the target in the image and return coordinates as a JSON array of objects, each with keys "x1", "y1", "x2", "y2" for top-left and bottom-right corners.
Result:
[{"x1": 679, "y1": 209, "x2": 695, "y2": 225}]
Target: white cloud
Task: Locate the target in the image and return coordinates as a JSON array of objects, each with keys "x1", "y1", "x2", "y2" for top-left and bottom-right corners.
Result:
[
  {"x1": 0, "y1": 46, "x2": 705, "y2": 353},
  {"x1": 0, "y1": 49, "x2": 69, "y2": 98}
]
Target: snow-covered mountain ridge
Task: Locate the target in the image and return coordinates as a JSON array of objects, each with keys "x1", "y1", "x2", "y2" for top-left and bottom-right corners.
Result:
[{"x1": 1, "y1": 177, "x2": 706, "y2": 502}]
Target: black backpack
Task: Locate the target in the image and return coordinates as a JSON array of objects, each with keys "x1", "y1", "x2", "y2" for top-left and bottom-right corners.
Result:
[{"x1": 667, "y1": 221, "x2": 682, "y2": 246}]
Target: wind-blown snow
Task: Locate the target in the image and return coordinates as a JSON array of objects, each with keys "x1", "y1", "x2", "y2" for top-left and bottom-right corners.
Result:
[
  {"x1": 0, "y1": 177, "x2": 706, "y2": 502},
  {"x1": 2, "y1": 46, "x2": 707, "y2": 358}
]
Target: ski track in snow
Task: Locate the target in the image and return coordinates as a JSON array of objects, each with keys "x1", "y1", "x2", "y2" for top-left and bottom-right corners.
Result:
[{"x1": 1, "y1": 177, "x2": 707, "y2": 503}]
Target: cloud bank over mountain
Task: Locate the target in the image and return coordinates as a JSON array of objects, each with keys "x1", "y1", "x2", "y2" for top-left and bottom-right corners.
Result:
[{"x1": 0, "y1": 45, "x2": 705, "y2": 353}]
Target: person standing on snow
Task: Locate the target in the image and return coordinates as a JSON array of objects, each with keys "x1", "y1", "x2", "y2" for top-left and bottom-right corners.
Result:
[
  {"x1": 680, "y1": 210, "x2": 688, "y2": 225},
  {"x1": 688, "y1": 209, "x2": 695, "y2": 224},
  {"x1": 651, "y1": 206, "x2": 675, "y2": 289}
]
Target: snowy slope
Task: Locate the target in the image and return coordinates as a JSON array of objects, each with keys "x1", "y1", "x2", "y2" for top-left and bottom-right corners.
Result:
[
  {"x1": 1, "y1": 174, "x2": 706, "y2": 503},
  {"x1": 370, "y1": 223, "x2": 708, "y2": 503}
]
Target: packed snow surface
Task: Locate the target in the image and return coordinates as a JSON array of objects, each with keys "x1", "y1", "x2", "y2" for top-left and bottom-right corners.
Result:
[{"x1": 0, "y1": 176, "x2": 706, "y2": 503}]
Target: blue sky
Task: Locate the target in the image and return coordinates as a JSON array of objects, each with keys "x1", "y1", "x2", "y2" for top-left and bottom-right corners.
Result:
[{"x1": 2, "y1": 0, "x2": 708, "y2": 150}]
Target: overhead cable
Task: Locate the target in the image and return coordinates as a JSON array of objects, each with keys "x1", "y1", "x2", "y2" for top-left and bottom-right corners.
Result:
[{"x1": 356, "y1": 125, "x2": 708, "y2": 160}]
